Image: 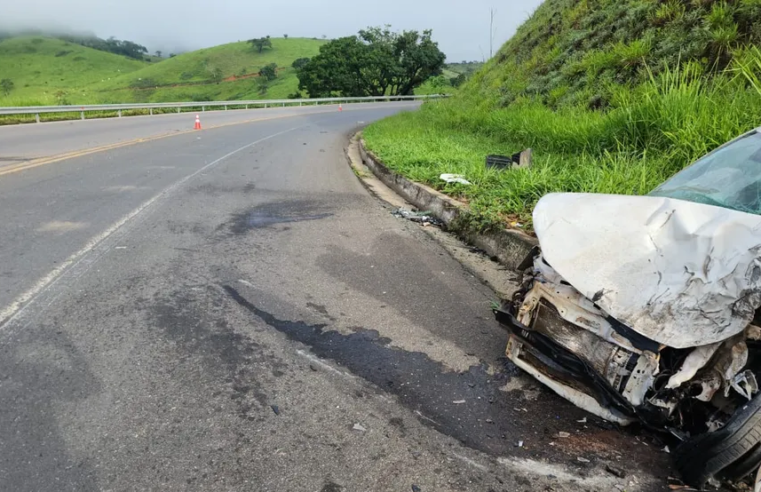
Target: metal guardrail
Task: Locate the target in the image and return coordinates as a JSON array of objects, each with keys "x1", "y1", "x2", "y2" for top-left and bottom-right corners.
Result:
[{"x1": 0, "y1": 95, "x2": 445, "y2": 122}]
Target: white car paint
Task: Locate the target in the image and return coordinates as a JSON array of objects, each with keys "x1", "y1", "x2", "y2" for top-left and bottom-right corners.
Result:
[{"x1": 533, "y1": 193, "x2": 761, "y2": 349}]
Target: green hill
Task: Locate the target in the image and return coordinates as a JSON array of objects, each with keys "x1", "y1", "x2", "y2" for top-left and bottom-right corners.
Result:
[
  {"x1": 86, "y1": 37, "x2": 327, "y2": 103},
  {"x1": 364, "y1": 0, "x2": 761, "y2": 230},
  {"x1": 0, "y1": 36, "x2": 147, "y2": 105},
  {"x1": 0, "y1": 36, "x2": 327, "y2": 105}
]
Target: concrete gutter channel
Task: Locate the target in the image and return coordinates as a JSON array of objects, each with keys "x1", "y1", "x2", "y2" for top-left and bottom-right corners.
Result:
[{"x1": 354, "y1": 134, "x2": 538, "y2": 270}]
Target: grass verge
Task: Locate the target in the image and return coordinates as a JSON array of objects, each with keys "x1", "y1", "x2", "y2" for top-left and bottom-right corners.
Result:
[{"x1": 363, "y1": 63, "x2": 761, "y2": 231}]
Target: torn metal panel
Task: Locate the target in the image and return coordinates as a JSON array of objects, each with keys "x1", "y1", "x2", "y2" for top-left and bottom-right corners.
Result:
[
  {"x1": 505, "y1": 336, "x2": 635, "y2": 425},
  {"x1": 533, "y1": 193, "x2": 761, "y2": 349},
  {"x1": 691, "y1": 372, "x2": 722, "y2": 402},
  {"x1": 731, "y1": 370, "x2": 758, "y2": 400},
  {"x1": 713, "y1": 337, "x2": 749, "y2": 397},
  {"x1": 524, "y1": 261, "x2": 644, "y2": 354},
  {"x1": 666, "y1": 342, "x2": 722, "y2": 390},
  {"x1": 622, "y1": 351, "x2": 659, "y2": 406},
  {"x1": 530, "y1": 300, "x2": 635, "y2": 391}
]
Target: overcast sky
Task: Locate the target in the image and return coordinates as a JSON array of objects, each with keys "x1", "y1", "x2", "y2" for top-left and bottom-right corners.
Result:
[{"x1": 1, "y1": 0, "x2": 544, "y2": 61}]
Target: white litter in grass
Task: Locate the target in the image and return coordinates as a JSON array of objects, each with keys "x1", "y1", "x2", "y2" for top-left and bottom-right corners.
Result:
[{"x1": 440, "y1": 174, "x2": 472, "y2": 185}]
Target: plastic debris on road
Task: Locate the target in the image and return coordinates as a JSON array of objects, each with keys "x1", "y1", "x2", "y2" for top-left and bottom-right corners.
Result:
[
  {"x1": 391, "y1": 208, "x2": 444, "y2": 226},
  {"x1": 352, "y1": 423, "x2": 367, "y2": 432},
  {"x1": 440, "y1": 173, "x2": 472, "y2": 185}
]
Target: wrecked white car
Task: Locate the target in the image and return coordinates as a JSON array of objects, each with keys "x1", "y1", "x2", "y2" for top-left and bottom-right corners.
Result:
[{"x1": 495, "y1": 129, "x2": 761, "y2": 488}]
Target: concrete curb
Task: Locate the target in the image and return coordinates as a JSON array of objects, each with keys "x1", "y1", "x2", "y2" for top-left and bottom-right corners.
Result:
[{"x1": 358, "y1": 137, "x2": 538, "y2": 270}]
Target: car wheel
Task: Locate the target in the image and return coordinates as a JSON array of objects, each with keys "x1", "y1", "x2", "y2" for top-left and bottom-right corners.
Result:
[{"x1": 675, "y1": 394, "x2": 761, "y2": 488}]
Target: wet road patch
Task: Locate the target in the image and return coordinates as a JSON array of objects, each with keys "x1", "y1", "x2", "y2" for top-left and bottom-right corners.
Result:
[
  {"x1": 226, "y1": 200, "x2": 332, "y2": 234},
  {"x1": 223, "y1": 285, "x2": 671, "y2": 475}
]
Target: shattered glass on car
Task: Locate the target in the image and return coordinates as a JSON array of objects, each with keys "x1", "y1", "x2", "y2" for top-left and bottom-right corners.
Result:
[{"x1": 652, "y1": 130, "x2": 761, "y2": 215}]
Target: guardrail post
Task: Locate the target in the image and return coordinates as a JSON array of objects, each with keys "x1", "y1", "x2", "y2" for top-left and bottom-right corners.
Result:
[
  {"x1": 264, "y1": 103, "x2": 268, "y2": 109},
  {"x1": 118, "y1": 110, "x2": 122, "y2": 118},
  {"x1": 224, "y1": 105, "x2": 227, "y2": 110},
  {"x1": 150, "y1": 108, "x2": 153, "y2": 116},
  {"x1": 299, "y1": 101, "x2": 302, "y2": 107},
  {"x1": 202, "y1": 106, "x2": 205, "y2": 112},
  {"x1": 282, "y1": 102, "x2": 285, "y2": 107},
  {"x1": 35, "y1": 114, "x2": 40, "y2": 123},
  {"x1": 81, "y1": 111, "x2": 85, "y2": 120}
]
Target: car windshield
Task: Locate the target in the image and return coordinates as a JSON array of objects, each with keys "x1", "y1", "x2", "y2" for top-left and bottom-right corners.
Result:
[{"x1": 650, "y1": 130, "x2": 761, "y2": 215}]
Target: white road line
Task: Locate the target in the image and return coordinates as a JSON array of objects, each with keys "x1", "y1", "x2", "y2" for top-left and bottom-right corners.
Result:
[
  {"x1": 296, "y1": 350, "x2": 350, "y2": 377},
  {"x1": 0, "y1": 125, "x2": 304, "y2": 332},
  {"x1": 498, "y1": 457, "x2": 625, "y2": 488},
  {"x1": 452, "y1": 453, "x2": 489, "y2": 472}
]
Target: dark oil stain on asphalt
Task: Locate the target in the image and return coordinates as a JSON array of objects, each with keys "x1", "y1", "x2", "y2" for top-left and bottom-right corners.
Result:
[
  {"x1": 223, "y1": 285, "x2": 672, "y2": 475},
  {"x1": 227, "y1": 200, "x2": 332, "y2": 234},
  {"x1": 149, "y1": 288, "x2": 286, "y2": 421}
]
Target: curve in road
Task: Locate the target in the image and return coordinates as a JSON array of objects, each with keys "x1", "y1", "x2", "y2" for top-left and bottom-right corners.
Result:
[{"x1": 0, "y1": 103, "x2": 671, "y2": 491}]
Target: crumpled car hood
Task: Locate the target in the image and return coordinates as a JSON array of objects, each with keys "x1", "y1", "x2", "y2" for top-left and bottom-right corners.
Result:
[{"x1": 533, "y1": 193, "x2": 761, "y2": 349}]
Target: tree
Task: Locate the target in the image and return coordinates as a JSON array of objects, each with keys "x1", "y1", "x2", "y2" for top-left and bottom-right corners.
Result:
[
  {"x1": 298, "y1": 26, "x2": 446, "y2": 97},
  {"x1": 292, "y1": 57, "x2": 311, "y2": 70},
  {"x1": 102, "y1": 37, "x2": 148, "y2": 59},
  {"x1": 211, "y1": 68, "x2": 224, "y2": 84},
  {"x1": 450, "y1": 73, "x2": 467, "y2": 87},
  {"x1": 284, "y1": 34, "x2": 289, "y2": 39},
  {"x1": 155, "y1": 50, "x2": 162, "y2": 58},
  {"x1": 259, "y1": 63, "x2": 278, "y2": 81},
  {"x1": 0, "y1": 78, "x2": 14, "y2": 96},
  {"x1": 248, "y1": 36, "x2": 272, "y2": 53},
  {"x1": 169, "y1": 53, "x2": 177, "y2": 58}
]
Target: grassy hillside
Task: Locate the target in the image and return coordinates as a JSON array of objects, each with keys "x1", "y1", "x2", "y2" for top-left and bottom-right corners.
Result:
[
  {"x1": 84, "y1": 37, "x2": 326, "y2": 103},
  {"x1": 0, "y1": 36, "x2": 147, "y2": 105},
  {"x1": 364, "y1": 0, "x2": 761, "y2": 231},
  {"x1": 0, "y1": 37, "x2": 327, "y2": 105}
]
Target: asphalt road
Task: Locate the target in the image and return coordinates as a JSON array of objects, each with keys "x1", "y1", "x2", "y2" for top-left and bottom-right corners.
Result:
[{"x1": 0, "y1": 103, "x2": 672, "y2": 491}]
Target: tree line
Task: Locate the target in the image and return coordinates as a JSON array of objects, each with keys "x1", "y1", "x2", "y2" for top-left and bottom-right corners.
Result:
[
  {"x1": 295, "y1": 26, "x2": 446, "y2": 97},
  {"x1": 57, "y1": 34, "x2": 148, "y2": 60}
]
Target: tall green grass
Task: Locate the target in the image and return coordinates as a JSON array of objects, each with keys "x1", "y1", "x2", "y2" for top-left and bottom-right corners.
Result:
[{"x1": 364, "y1": 60, "x2": 761, "y2": 231}]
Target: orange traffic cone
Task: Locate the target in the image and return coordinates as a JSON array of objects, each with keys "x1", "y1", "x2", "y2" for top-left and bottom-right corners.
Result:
[
  {"x1": 338, "y1": 104, "x2": 343, "y2": 112},
  {"x1": 194, "y1": 114, "x2": 202, "y2": 130}
]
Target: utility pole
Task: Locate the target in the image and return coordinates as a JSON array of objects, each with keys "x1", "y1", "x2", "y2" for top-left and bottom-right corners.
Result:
[{"x1": 490, "y1": 9, "x2": 496, "y2": 59}]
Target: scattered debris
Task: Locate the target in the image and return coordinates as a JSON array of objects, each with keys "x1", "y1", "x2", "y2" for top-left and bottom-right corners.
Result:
[
  {"x1": 557, "y1": 431, "x2": 571, "y2": 438},
  {"x1": 309, "y1": 364, "x2": 318, "y2": 372},
  {"x1": 577, "y1": 457, "x2": 591, "y2": 463},
  {"x1": 411, "y1": 486, "x2": 422, "y2": 492},
  {"x1": 439, "y1": 173, "x2": 472, "y2": 185},
  {"x1": 517, "y1": 440, "x2": 524, "y2": 448},
  {"x1": 270, "y1": 405, "x2": 280, "y2": 415},
  {"x1": 453, "y1": 400, "x2": 466, "y2": 404},
  {"x1": 391, "y1": 208, "x2": 444, "y2": 226},
  {"x1": 485, "y1": 149, "x2": 532, "y2": 170},
  {"x1": 576, "y1": 417, "x2": 587, "y2": 423},
  {"x1": 485, "y1": 155, "x2": 512, "y2": 170},
  {"x1": 606, "y1": 464, "x2": 626, "y2": 478},
  {"x1": 664, "y1": 445, "x2": 671, "y2": 454},
  {"x1": 352, "y1": 423, "x2": 366, "y2": 432}
]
